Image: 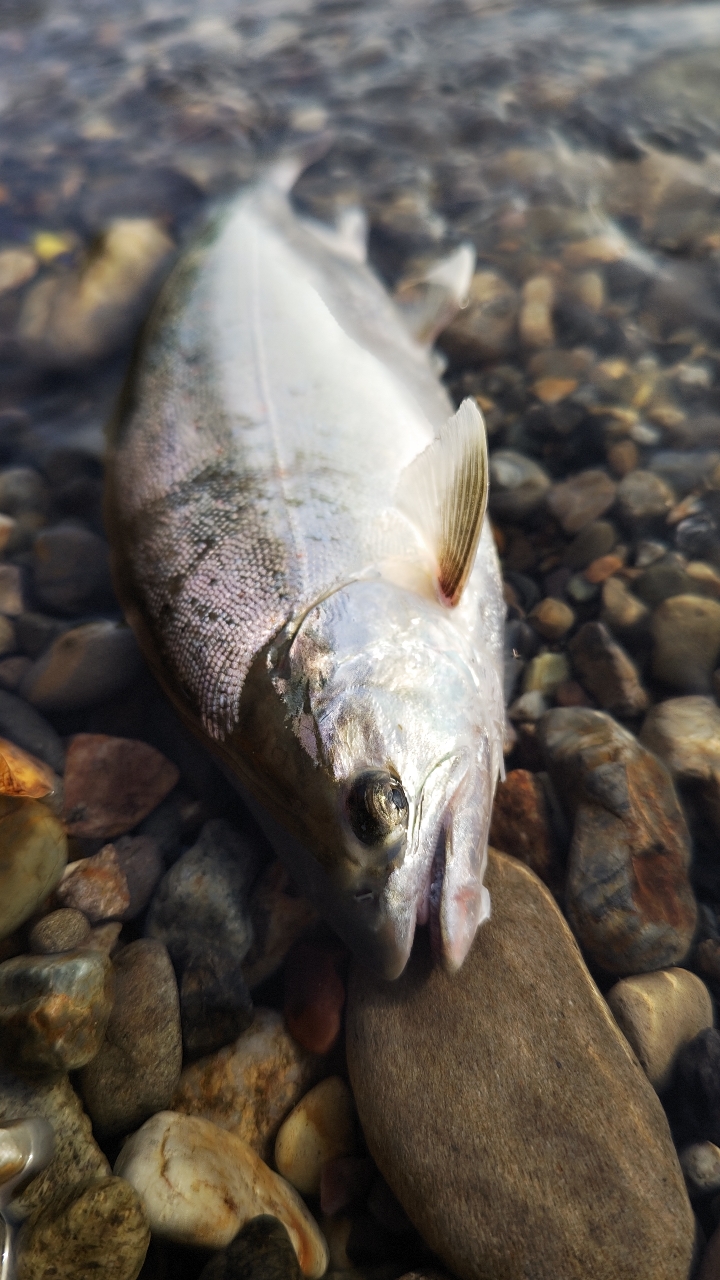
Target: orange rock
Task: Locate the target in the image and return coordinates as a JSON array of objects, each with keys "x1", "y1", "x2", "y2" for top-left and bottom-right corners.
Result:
[
  {"x1": 0, "y1": 737, "x2": 56, "y2": 799},
  {"x1": 584, "y1": 554, "x2": 624, "y2": 585},
  {"x1": 533, "y1": 376, "x2": 578, "y2": 404},
  {"x1": 489, "y1": 769, "x2": 562, "y2": 890}
]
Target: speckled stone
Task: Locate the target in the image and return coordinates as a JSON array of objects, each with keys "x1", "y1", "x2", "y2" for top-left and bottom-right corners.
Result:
[
  {"x1": 0, "y1": 796, "x2": 67, "y2": 941},
  {"x1": 29, "y1": 909, "x2": 91, "y2": 954},
  {"x1": 198, "y1": 1216, "x2": 302, "y2": 1280},
  {"x1": 488, "y1": 769, "x2": 562, "y2": 889},
  {"x1": 347, "y1": 849, "x2": 695, "y2": 1280},
  {"x1": 539, "y1": 708, "x2": 697, "y2": 975},
  {"x1": 56, "y1": 845, "x2": 130, "y2": 922},
  {"x1": 679, "y1": 1142, "x2": 720, "y2": 1198},
  {"x1": 79, "y1": 939, "x2": 181, "y2": 1139},
  {"x1": 607, "y1": 968, "x2": 713, "y2": 1092},
  {"x1": 0, "y1": 948, "x2": 114, "y2": 1078},
  {"x1": 16, "y1": 1175, "x2": 150, "y2": 1280},
  {"x1": 568, "y1": 621, "x2": 648, "y2": 717}
]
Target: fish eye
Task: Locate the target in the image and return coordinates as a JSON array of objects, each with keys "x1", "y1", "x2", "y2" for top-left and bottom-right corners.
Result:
[{"x1": 346, "y1": 769, "x2": 409, "y2": 848}]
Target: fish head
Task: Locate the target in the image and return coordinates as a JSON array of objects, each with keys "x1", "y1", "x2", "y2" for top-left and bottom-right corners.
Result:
[{"x1": 260, "y1": 578, "x2": 504, "y2": 979}]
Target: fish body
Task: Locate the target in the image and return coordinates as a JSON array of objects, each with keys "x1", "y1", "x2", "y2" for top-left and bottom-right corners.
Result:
[{"x1": 106, "y1": 170, "x2": 505, "y2": 979}]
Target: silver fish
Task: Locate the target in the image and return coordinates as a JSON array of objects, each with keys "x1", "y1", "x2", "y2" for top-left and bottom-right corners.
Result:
[{"x1": 106, "y1": 160, "x2": 506, "y2": 980}]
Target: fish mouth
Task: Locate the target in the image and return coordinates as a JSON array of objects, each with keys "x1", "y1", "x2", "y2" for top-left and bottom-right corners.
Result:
[{"x1": 422, "y1": 822, "x2": 490, "y2": 974}]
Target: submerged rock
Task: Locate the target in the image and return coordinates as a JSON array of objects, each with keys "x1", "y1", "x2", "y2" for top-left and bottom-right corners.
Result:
[
  {"x1": 651, "y1": 595, "x2": 720, "y2": 693},
  {"x1": 0, "y1": 949, "x2": 113, "y2": 1078},
  {"x1": 198, "y1": 1215, "x2": 302, "y2": 1280},
  {"x1": 607, "y1": 968, "x2": 713, "y2": 1093},
  {"x1": 568, "y1": 621, "x2": 648, "y2": 717},
  {"x1": 275, "y1": 1077, "x2": 357, "y2": 1196},
  {"x1": 20, "y1": 620, "x2": 142, "y2": 712},
  {"x1": 0, "y1": 796, "x2": 67, "y2": 941},
  {"x1": 347, "y1": 849, "x2": 695, "y2": 1280},
  {"x1": 16, "y1": 1175, "x2": 150, "y2": 1280},
  {"x1": 62, "y1": 734, "x2": 179, "y2": 839}
]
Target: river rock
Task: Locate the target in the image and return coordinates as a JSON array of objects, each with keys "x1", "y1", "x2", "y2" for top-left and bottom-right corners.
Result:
[
  {"x1": 564, "y1": 520, "x2": 617, "y2": 570},
  {"x1": 56, "y1": 845, "x2": 130, "y2": 922},
  {"x1": 114, "y1": 1111, "x2": 328, "y2": 1276},
  {"x1": 679, "y1": 1142, "x2": 720, "y2": 1198},
  {"x1": 146, "y1": 819, "x2": 259, "y2": 1055},
  {"x1": 172, "y1": 1007, "x2": 322, "y2": 1162},
  {"x1": 0, "y1": 737, "x2": 58, "y2": 802},
  {"x1": 20, "y1": 621, "x2": 143, "y2": 712},
  {"x1": 487, "y1": 450, "x2": 551, "y2": 522},
  {"x1": 616, "y1": 470, "x2": 675, "y2": 530},
  {"x1": 112, "y1": 834, "x2": 163, "y2": 920},
  {"x1": 284, "y1": 941, "x2": 346, "y2": 1055},
  {"x1": 641, "y1": 697, "x2": 720, "y2": 823},
  {"x1": 198, "y1": 1215, "x2": 302, "y2": 1280},
  {"x1": 16, "y1": 1175, "x2": 150, "y2": 1280},
  {"x1": 607, "y1": 968, "x2": 713, "y2": 1092},
  {"x1": 242, "y1": 861, "x2": 319, "y2": 990},
  {"x1": 0, "y1": 690, "x2": 64, "y2": 773},
  {"x1": 673, "y1": 1029, "x2": 720, "y2": 1148},
  {"x1": 651, "y1": 595, "x2": 720, "y2": 692},
  {"x1": 601, "y1": 576, "x2": 649, "y2": 633},
  {"x1": 347, "y1": 848, "x2": 695, "y2": 1280},
  {"x1": 528, "y1": 597, "x2": 575, "y2": 640},
  {"x1": 62, "y1": 734, "x2": 180, "y2": 838},
  {"x1": 15, "y1": 613, "x2": 69, "y2": 660},
  {"x1": 522, "y1": 651, "x2": 570, "y2": 696},
  {"x1": 538, "y1": 707, "x2": 697, "y2": 974},
  {"x1": 568, "y1": 621, "x2": 648, "y2": 716},
  {"x1": 31, "y1": 524, "x2": 114, "y2": 616},
  {"x1": 0, "y1": 796, "x2": 67, "y2": 940},
  {"x1": 0, "y1": 656, "x2": 32, "y2": 691},
  {"x1": 0, "y1": 949, "x2": 113, "y2": 1078},
  {"x1": 439, "y1": 270, "x2": 518, "y2": 362},
  {"x1": 275, "y1": 1077, "x2": 357, "y2": 1196},
  {"x1": 79, "y1": 939, "x2": 181, "y2": 1139},
  {"x1": 0, "y1": 1069, "x2": 109, "y2": 1216},
  {"x1": 488, "y1": 769, "x2": 561, "y2": 888},
  {"x1": 29, "y1": 909, "x2": 91, "y2": 954},
  {"x1": 547, "y1": 469, "x2": 617, "y2": 534},
  {"x1": 0, "y1": 565, "x2": 24, "y2": 616}
]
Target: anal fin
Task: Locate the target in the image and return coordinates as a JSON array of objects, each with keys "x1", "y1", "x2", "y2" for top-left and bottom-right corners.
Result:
[{"x1": 396, "y1": 398, "x2": 488, "y2": 607}]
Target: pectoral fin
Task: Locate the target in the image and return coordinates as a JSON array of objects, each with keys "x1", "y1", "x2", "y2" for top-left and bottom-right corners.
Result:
[{"x1": 396, "y1": 397, "x2": 488, "y2": 607}]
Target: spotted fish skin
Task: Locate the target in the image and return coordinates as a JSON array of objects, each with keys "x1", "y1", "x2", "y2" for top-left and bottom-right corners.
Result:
[{"x1": 106, "y1": 174, "x2": 505, "y2": 980}]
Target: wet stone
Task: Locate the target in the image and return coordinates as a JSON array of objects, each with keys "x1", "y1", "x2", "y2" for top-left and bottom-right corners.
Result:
[
  {"x1": 616, "y1": 470, "x2": 675, "y2": 531},
  {"x1": 635, "y1": 557, "x2": 695, "y2": 606},
  {"x1": 438, "y1": 270, "x2": 518, "y2": 363},
  {"x1": 114, "y1": 1111, "x2": 328, "y2": 1276},
  {"x1": 62, "y1": 734, "x2": 180, "y2": 839},
  {"x1": 651, "y1": 595, "x2": 720, "y2": 692},
  {"x1": 679, "y1": 1142, "x2": 720, "y2": 1198},
  {"x1": 0, "y1": 468, "x2": 49, "y2": 518},
  {"x1": 275, "y1": 1076, "x2": 357, "y2": 1197},
  {"x1": 673, "y1": 1029, "x2": 720, "y2": 1149},
  {"x1": 528, "y1": 597, "x2": 575, "y2": 641},
  {"x1": 179, "y1": 949, "x2": 254, "y2": 1061},
  {"x1": 0, "y1": 691, "x2": 63, "y2": 774},
  {"x1": 568, "y1": 621, "x2": 648, "y2": 717},
  {"x1": 539, "y1": 708, "x2": 697, "y2": 976},
  {"x1": 198, "y1": 1215, "x2": 303, "y2": 1280},
  {"x1": 0, "y1": 656, "x2": 32, "y2": 691},
  {"x1": 522, "y1": 651, "x2": 570, "y2": 696},
  {"x1": 15, "y1": 613, "x2": 69, "y2": 660},
  {"x1": 487, "y1": 450, "x2": 551, "y2": 522},
  {"x1": 508, "y1": 690, "x2": 548, "y2": 723},
  {"x1": 31, "y1": 524, "x2": 114, "y2": 616},
  {"x1": 0, "y1": 948, "x2": 113, "y2": 1078},
  {"x1": 57, "y1": 845, "x2": 130, "y2": 923},
  {"x1": 607, "y1": 968, "x2": 713, "y2": 1093},
  {"x1": 601, "y1": 577, "x2": 649, "y2": 634},
  {"x1": 172, "y1": 1008, "x2": 322, "y2": 1162},
  {"x1": 79, "y1": 938, "x2": 182, "y2": 1140},
  {"x1": 546, "y1": 470, "x2": 617, "y2": 535},
  {"x1": 29, "y1": 909, "x2": 91, "y2": 954},
  {"x1": 16, "y1": 1175, "x2": 150, "y2": 1280},
  {"x1": 284, "y1": 941, "x2": 346, "y2": 1055},
  {"x1": 489, "y1": 769, "x2": 562, "y2": 889},
  {"x1": 0, "y1": 796, "x2": 67, "y2": 941},
  {"x1": 242, "y1": 861, "x2": 319, "y2": 991},
  {"x1": 0, "y1": 565, "x2": 25, "y2": 616},
  {"x1": 320, "y1": 1157, "x2": 376, "y2": 1217},
  {"x1": 112, "y1": 834, "x2": 163, "y2": 921},
  {"x1": 565, "y1": 522, "x2": 618, "y2": 571},
  {"x1": 20, "y1": 621, "x2": 143, "y2": 713},
  {"x1": 347, "y1": 849, "x2": 695, "y2": 1280}
]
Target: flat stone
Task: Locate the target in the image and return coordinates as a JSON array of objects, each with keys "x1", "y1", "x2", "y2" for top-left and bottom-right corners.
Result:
[
  {"x1": 242, "y1": 861, "x2": 319, "y2": 990},
  {"x1": 679, "y1": 1142, "x2": 720, "y2": 1197},
  {"x1": 56, "y1": 845, "x2": 130, "y2": 922},
  {"x1": 20, "y1": 621, "x2": 143, "y2": 712},
  {"x1": 347, "y1": 849, "x2": 695, "y2": 1280},
  {"x1": 568, "y1": 621, "x2": 648, "y2": 716},
  {"x1": 172, "y1": 1007, "x2": 322, "y2": 1162},
  {"x1": 62, "y1": 734, "x2": 180, "y2": 839},
  {"x1": 616, "y1": 470, "x2": 675, "y2": 529},
  {"x1": 0, "y1": 690, "x2": 64, "y2": 773},
  {"x1": 31, "y1": 524, "x2": 114, "y2": 616},
  {"x1": 275, "y1": 1077, "x2": 357, "y2": 1196},
  {"x1": 284, "y1": 942, "x2": 346, "y2": 1055},
  {"x1": 488, "y1": 450, "x2": 551, "y2": 522},
  {"x1": 79, "y1": 939, "x2": 181, "y2": 1139},
  {"x1": 607, "y1": 968, "x2": 713, "y2": 1092},
  {"x1": 0, "y1": 796, "x2": 67, "y2": 941},
  {"x1": 198, "y1": 1215, "x2": 302, "y2": 1280},
  {"x1": 16, "y1": 1175, "x2": 150, "y2": 1280},
  {"x1": 547, "y1": 470, "x2": 617, "y2": 534},
  {"x1": 538, "y1": 708, "x2": 697, "y2": 975},
  {"x1": 601, "y1": 576, "x2": 649, "y2": 632},
  {"x1": 18, "y1": 218, "x2": 174, "y2": 365},
  {"x1": 0, "y1": 949, "x2": 113, "y2": 1078},
  {"x1": 114, "y1": 1111, "x2": 328, "y2": 1276},
  {"x1": 528, "y1": 597, "x2": 575, "y2": 641},
  {"x1": 0, "y1": 1069, "x2": 110, "y2": 1217},
  {"x1": 651, "y1": 595, "x2": 720, "y2": 692},
  {"x1": 29, "y1": 909, "x2": 91, "y2": 954}
]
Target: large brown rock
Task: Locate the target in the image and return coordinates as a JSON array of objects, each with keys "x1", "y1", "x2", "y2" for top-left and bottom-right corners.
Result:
[{"x1": 347, "y1": 849, "x2": 695, "y2": 1280}]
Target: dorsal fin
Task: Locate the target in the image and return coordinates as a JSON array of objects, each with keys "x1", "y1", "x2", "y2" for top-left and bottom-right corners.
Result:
[{"x1": 396, "y1": 397, "x2": 488, "y2": 607}]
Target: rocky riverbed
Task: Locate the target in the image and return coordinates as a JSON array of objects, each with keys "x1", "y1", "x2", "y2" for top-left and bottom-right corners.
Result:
[{"x1": 3, "y1": 0, "x2": 720, "y2": 1277}]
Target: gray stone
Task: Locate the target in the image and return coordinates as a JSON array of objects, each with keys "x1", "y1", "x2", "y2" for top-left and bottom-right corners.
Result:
[
  {"x1": 0, "y1": 796, "x2": 67, "y2": 941},
  {"x1": 241, "y1": 861, "x2": 319, "y2": 991},
  {"x1": 113, "y1": 835, "x2": 163, "y2": 920},
  {"x1": 568, "y1": 621, "x2": 648, "y2": 716},
  {"x1": 20, "y1": 621, "x2": 143, "y2": 712},
  {"x1": 563, "y1": 520, "x2": 617, "y2": 570},
  {"x1": 651, "y1": 451, "x2": 720, "y2": 498},
  {"x1": 29, "y1": 909, "x2": 91, "y2": 954},
  {"x1": 16, "y1": 1175, "x2": 150, "y2": 1280},
  {"x1": 539, "y1": 707, "x2": 697, "y2": 975},
  {"x1": 636, "y1": 557, "x2": 695, "y2": 606},
  {"x1": 651, "y1": 595, "x2": 720, "y2": 692},
  {"x1": 79, "y1": 939, "x2": 181, "y2": 1139},
  {"x1": 347, "y1": 849, "x2": 695, "y2": 1280},
  {"x1": 0, "y1": 690, "x2": 64, "y2": 773},
  {"x1": 546, "y1": 469, "x2": 616, "y2": 534},
  {"x1": 0, "y1": 656, "x2": 32, "y2": 691},
  {"x1": 487, "y1": 450, "x2": 551, "y2": 522},
  {"x1": 0, "y1": 468, "x2": 49, "y2": 518},
  {"x1": 0, "y1": 949, "x2": 114, "y2": 1078},
  {"x1": 679, "y1": 1143, "x2": 720, "y2": 1198},
  {"x1": 31, "y1": 523, "x2": 113, "y2": 616},
  {"x1": 0, "y1": 1069, "x2": 110, "y2": 1217},
  {"x1": 616, "y1": 470, "x2": 675, "y2": 529}
]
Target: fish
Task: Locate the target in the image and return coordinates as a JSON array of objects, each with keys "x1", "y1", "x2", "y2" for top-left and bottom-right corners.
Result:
[{"x1": 105, "y1": 157, "x2": 506, "y2": 981}]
